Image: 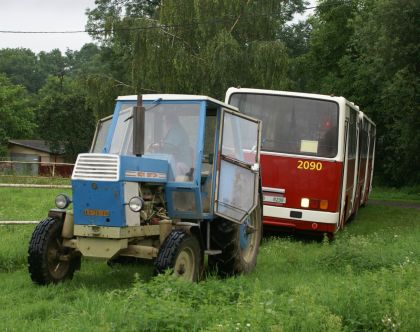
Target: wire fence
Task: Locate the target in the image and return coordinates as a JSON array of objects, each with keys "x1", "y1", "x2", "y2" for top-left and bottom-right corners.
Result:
[
  {"x1": 0, "y1": 160, "x2": 74, "y2": 178},
  {"x1": 0, "y1": 160, "x2": 74, "y2": 224},
  {"x1": 0, "y1": 221, "x2": 39, "y2": 225}
]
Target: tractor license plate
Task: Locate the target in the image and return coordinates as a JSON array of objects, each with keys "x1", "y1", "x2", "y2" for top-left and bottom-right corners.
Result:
[
  {"x1": 84, "y1": 209, "x2": 110, "y2": 217},
  {"x1": 263, "y1": 195, "x2": 286, "y2": 204}
]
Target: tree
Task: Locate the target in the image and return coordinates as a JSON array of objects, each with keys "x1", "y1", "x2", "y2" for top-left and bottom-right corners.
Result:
[
  {"x1": 0, "y1": 48, "x2": 70, "y2": 94},
  {"x1": 36, "y1": 77, "x2": 96, "y2": 159},
  {"x1": 0, "y1": 48, "x2": 43, "y2": 93},
  {"x1": 38, "y1": 49, "x2": 68, "y2": 84},
  {"x1": 0, "y1": 74, "x2": 36, "y2": 155},
  {"x1": 85, "y1": 0, "x2": 306, "y2": 99},
  {"x1": 350, "y1": 0, "x2": 420, "y2": 185},
  {"x1": 300, "y1": 0, "x2": 419, "y2": 186},
  {"x1": 300, "y1": 0, "x2": 365, "y2": 94}
]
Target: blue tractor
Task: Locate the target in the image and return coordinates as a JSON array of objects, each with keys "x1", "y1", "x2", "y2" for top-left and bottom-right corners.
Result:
[{"x1": 28, "y1": 94, "x2": 262, "y2": 284}]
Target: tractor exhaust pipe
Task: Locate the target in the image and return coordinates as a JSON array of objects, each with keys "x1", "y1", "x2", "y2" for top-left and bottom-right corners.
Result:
[{"x1": 133, "y1": 94, "x2": 145, "y2": 156}]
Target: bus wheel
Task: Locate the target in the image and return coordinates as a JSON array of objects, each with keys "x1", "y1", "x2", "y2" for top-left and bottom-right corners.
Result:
[
  {"x1": 209, "y1": 201, "x2": 262, "y2": 276},
  {"x1": 155, "y1": 230, "x2": 203, "y2": 282},
  {"x1": 28, "y1": 217, "x2": 80, "y2": 285}
]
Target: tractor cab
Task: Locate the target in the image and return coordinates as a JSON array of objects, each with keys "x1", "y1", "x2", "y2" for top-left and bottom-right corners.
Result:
[{"x1": 28, "y1": 95, "x2": 262, "y2": 284}]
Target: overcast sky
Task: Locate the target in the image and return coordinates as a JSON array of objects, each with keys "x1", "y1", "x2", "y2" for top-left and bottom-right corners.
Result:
[
  {"x1": 0, "y1": 0, "x2": 96, "y2": 53},
  {"x1": 0, "y1": 0, "x2": 315, "y2": 54}
]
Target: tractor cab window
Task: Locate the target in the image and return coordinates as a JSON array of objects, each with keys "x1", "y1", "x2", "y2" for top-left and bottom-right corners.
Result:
[
  {"x1": 91, "y1": 115, "x2": 112, "y2": 153},
  {"x1": 144, "y1": 103, "x2": 200, "y2": 182},
  {"x1": 107, "y1": 102, "x2": 200, "y2": 182},
  {"x1": 109, "y1": 105, "x2": 134, "y2": 155}
]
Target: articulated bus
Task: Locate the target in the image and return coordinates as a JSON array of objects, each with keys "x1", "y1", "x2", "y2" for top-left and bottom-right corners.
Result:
[{"x1": 225, "y1": 88, "x2": 376, "y2": 235}]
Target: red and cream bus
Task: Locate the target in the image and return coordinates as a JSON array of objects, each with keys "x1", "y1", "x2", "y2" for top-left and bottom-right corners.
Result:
[{"x1": 226, "y1": 88, "x2": 376, "y2": 235}]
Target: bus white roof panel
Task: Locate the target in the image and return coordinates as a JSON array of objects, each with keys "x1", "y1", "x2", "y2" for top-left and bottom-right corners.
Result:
[{"x1": 226, "y1": 87, "x2": 348, "y2": 104}]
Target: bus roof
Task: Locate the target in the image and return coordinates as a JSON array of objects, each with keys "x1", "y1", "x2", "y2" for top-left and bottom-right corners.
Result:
[
  {"x1": 226, "y1": 87, "x2": 354, "y2": 107},
  {"x1": 361, "y1": 112, "x2": 376, "y2": 126}
]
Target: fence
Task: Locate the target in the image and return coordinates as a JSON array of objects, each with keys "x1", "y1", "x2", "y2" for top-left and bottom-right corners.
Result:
[
  {"x1": 0, "y1": 160, "x2": 73, "y2": 224},
  {"x1": 0, "y1": 160, "x2": 74, "y2": 178}
]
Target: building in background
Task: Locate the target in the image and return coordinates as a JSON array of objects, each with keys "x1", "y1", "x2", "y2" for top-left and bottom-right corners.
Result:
[{"x1": 6, "y1": 139, "x2": 72, "y2": 177}]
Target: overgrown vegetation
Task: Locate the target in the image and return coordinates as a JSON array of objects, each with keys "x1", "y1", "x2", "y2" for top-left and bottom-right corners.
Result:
[
  {"x1": 370, "y1": 186, "x2": 420, "y2": 202},
  {"x1": 0, "y1": 0, "x2": 418, "y2": 187},
  {"x1": 0, "y1": 188, "x2": 419, "y2": 331},
  {"x1": 0, "y1": 187, "x2": 71, "y2": 221}
]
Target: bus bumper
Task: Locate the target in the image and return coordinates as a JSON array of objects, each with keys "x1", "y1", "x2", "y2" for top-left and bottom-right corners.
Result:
[{"x1": 263, "y1": 205, "x2": 339, "y2": 233}]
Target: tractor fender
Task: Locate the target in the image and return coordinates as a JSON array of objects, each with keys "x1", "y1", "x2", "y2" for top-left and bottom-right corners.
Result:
[
  {"x1": 48, "y1": 209, "x2": 66, "y2": 222},
  {"x1": 47, "y1": 209, "x2": 74, "y2": 239},
  {"x1": 174, "y1": 222, "x2": 204, "y2": 249}
]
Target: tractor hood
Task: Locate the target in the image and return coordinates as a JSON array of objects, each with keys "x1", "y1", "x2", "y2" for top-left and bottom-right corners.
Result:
[{"x1": 71, "y1": 153, "x2": 170, "y2": 228}]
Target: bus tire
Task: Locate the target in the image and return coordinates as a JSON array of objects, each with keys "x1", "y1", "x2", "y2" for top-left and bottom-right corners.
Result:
[
  {"x1": 209, "y1": 201, "x2": 262, "y2": 276},
  {"x1": 28, "y1": 217, "x2": 80, "y2": 285}
]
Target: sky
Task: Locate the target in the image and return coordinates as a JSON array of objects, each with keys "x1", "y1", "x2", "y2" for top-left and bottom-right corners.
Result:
[
  {"x1": 0, "y1": 0, "x2": 316, "y2": 54},
  {"x1": 0, "y1": 0, "x2": 96, "y2": 53}
]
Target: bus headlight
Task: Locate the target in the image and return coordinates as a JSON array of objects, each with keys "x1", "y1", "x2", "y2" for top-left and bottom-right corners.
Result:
[
  {"x1": 128, "y1": 196, "x2": 144, "y2": 212},
  {"x1": 55, "y1": 194, "x2": 72, "y2": 209}
]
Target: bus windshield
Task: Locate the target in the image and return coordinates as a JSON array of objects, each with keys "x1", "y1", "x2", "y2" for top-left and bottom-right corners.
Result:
[{"x1": 229, "y1": 93, "x2": 339, "y2": 158}]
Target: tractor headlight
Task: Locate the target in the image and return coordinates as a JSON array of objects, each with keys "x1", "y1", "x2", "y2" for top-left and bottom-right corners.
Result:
[
  {"x1": 55, "y1": 194, "x2": 72, "y2": 209},
  {"x1": 128, "y1": 196, "x2": 144, "y2": 212}
]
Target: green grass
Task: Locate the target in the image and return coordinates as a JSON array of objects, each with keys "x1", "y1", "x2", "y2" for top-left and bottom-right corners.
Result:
[
  {"x1": 0, "y1": 175, "x2": 71, "y2": 186},
  {"x1": 0, "y1": 188, "x2": 71, "y2": 221},
  {"x1": 0, "y1": 187, "x2": 419, "y2": 331},
  {"x1": 370, "y1": 185, "x2": 420, "y2": 202}
]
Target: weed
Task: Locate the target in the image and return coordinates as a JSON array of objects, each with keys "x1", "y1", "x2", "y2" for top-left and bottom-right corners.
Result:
[{"x1": 0, "y1": 188, "x2": 419, "y2": 331}]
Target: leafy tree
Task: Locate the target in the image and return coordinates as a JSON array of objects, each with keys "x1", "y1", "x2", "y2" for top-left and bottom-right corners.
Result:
[
  {"x1": 38, "y1": 49, "x2": 68, "y2": 83},
  {"x1": 350, "y1": 0, "x2": 420, "y2": 185},
  {"x1": 0, "y1": 74, "x2": 36, "y2": 155},
  {"x1": 301, "y1": 0, "x2": 419, "y2": 186},
  {"x1": 86, "y1": 0, "x2": 306, "y2": 99},
  {"x1": 0, "y1": 48, "x2": 70, "y2": 94},
  {"x1": 0, "y1": 48, "x2": 43, "y2": 93},
  {"x1": 300, "y1": 0, "x2": 365, "y2": 94},
  {"x1": 36, "y1": 77, "x2": 96, "y2": 159}
]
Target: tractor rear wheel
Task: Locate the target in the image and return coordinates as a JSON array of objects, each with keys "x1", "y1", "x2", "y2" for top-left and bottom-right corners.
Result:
[
  {"x1": 28, "y1": 217, "x2": 80, "y2": 285},
  {"x1": 209, "y1": 201, "x2": 262, "y2": 276},
  {"x1": 155, "y1": 230, "x2": 202, "y2": 282}
]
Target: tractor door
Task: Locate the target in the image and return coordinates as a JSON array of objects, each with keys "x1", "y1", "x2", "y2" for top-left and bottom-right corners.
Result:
[{"x1": 214, "y1": 109, "x2": 261, "y2": 223}]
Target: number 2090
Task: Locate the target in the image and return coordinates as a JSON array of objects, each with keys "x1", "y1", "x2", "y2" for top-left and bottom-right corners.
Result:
[{"x1": 297, "y1": 160, "x2": 323, "y2": 171}]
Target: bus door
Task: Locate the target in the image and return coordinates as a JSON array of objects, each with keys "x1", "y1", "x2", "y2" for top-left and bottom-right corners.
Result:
[{"x1": 340, "y1": 119, "x2": 350, "y2": 228}]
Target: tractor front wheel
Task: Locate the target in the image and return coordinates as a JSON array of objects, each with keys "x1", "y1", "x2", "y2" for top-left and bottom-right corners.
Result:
[
  {"x1": 155, "y1": 230, "x2": 203, "y2": 282},
  {"x1": 28, "y1": 217, "x2": 80, "y2": 285}
]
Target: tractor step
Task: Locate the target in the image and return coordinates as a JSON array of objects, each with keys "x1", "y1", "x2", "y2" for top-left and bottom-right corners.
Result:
[{"x1": 204, "y1": 250, "x2": 222, "y2": 255}]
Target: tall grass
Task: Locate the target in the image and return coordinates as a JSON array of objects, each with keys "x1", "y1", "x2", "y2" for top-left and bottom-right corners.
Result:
[
  {"x1": 0, "y1": 188, "x2": 71, "y2": 221},
  {"x1": 0, "y1": 175, "x2": 71, "y2": 185},
  {"x1": 0, "y1": 188, "x2": 419, "y2": 331},
  {"x1": 370, "y1": 185, "x2": 420, "y2": 202}
]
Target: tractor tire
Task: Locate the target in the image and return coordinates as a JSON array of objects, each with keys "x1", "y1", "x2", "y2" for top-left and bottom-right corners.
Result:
[
  {"x1": 209, "y1": 200, "x2": 262, "y2": 277},
  {"x1": 155, "y1": 230, "x2": 203, "y2": 282},
  {"x1": 28, "y1": 217, "x2": 80, "y2": 285}
]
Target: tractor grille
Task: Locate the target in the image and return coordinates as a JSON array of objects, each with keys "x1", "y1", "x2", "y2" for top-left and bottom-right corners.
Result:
[{"x1": 72, "y1": 154, "x2": 120, "y2": 181}]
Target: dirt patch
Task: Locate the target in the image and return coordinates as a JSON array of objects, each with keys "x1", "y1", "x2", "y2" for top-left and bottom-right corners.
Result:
[{"x1": 369, "y1": 199, "x2": 420, "y2": 209}]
